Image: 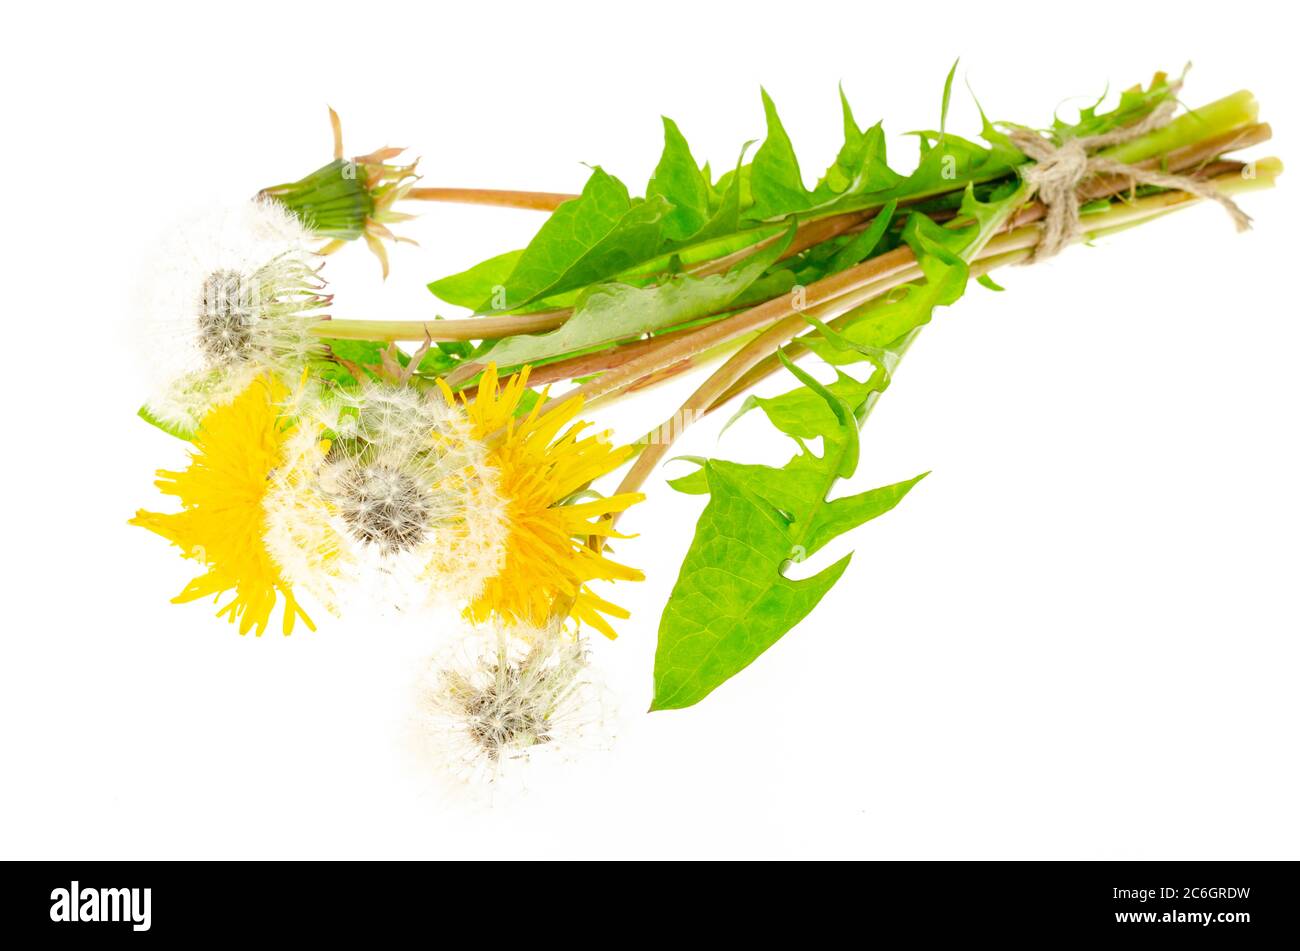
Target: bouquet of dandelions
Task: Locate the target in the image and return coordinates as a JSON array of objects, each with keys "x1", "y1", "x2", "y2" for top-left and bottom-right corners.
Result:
[{"x1": 132, "y1": 64, "x2": 1280, "y2": 786}]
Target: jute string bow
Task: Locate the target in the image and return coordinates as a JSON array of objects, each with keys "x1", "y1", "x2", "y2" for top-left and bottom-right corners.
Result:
[{"x1": 1008, "y1": 93, "x2": 1251, "y2": 261}]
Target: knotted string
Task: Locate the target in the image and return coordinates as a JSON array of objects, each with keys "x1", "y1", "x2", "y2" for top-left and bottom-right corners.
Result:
[{"x1": 1008, "y1": 87, "x2": 1251, "y2": 261}]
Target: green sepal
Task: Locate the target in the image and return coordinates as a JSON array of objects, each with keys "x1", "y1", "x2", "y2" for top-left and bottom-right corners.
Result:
[{"x1": 261, "y1": 159, "x2": 373, "y2": 241}]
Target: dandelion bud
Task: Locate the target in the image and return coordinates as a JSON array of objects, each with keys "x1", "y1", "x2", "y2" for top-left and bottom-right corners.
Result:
[{"x1": 258, "y1": 108, "x2": 419, "y2": 277}]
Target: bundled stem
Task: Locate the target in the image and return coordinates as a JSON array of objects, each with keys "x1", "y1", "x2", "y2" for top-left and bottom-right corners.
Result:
[
  {"x1": 602, "y1": 159, "x2": 1279, "y2": 510},
  {"x1": 542, "y1": 149, "x2": 1266, "y2": 414}
]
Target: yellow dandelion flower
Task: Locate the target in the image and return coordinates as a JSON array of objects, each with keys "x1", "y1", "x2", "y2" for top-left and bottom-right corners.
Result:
[
  {"x1": 441, "y1": 366, "x2": 644, "y2": 639},
  {"x1": 131, "y1": 374, "x2": 314, "y2": 636}
]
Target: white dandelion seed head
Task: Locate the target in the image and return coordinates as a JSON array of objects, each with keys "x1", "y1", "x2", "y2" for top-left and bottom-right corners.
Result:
[
  {"x1": 263, "y1": 424, "x2": 353, "y2": 616},
  {"x1": 263, "y1": 381, "x2": 508, "y2": 612},
  {"x1": 417, "y1": 463, "x2": 508, "y2": 605},
  {"x1": 136, "y1": 198, "x2": 329, "y2": 433},
  {"x1": 332, "y1": 382, "x2": 457, "y2": 448},
  {"x1": 413, "y1": 622, "x2": 615, "y2": 791}
]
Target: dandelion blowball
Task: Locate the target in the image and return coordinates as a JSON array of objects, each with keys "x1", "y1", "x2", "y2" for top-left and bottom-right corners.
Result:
[
  {"x1": 263, "y1": 382, "x2": 508, "y2": 613},
  {"x1": 415, "y1": 623, "x2": 614, "y2": 788},
  {"x1": 137, "y1": 199, "x2": 329, "y2": 435}
]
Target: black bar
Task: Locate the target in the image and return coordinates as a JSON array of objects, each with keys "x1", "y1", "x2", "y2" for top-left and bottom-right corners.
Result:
[{"x1": 0, "y1": 860, "x2": 1291, "y2": 940}]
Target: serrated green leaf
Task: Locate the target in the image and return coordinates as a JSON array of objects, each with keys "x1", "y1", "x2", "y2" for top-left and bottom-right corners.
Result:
[
  {"x1": 486, "y1": 167, "x2": 670, "y2": 311},
  {"x1": 807, "y1": 183, "x2": 1027, "y2": 366},
  {"x1": 748, "y1": 89, "x2": 812, "y2": 220},
  {"x1": 712, "y1": 369, "x2": 885, "y2": 517},
  {"x1": 652, "y1": 182, "x2": 1029, "y2": 710},
  {"x1": 903, "y1": 130, "x2": 1016, "y2": 202},
  {"x1": 804, "y1": 214, "x2": 967, "y2": 366},
  {"x1": 647, "y1": 117, "x2": 711, "y2": 241},
  {"x1": 939, "y1": 58, "x2": 958, "y2": 140},
  {"x1": 665, "y1": 456, "x2": 710, "y2": 494},
  {"x1": 1051, "y1": 68, "x2": 1178, "y2": 141},
  {"x1": 652, "y1": 357, "x2": 925, "y2": 710},
  {"x1": 828, "y1": 198, "x2": 897, "y2": 273},
  {"x1": 803, "y1": 472, "x2": 928, "y2": 558},
  {"x1": 427, "y1": 248, "x2": 524, "y2": 309},
  {"x1": 803, "y1": 87, "x2": 902, "y2": 212},
  {"x1": 816, "y1": 85, "x2": 866, "y2": 196},
  {"x1": 775, "y1": 351, "x2": 858, "y2": 475},
  {"x1": 967, "y1": 79, "x2": 1025, "y2": 161},
  {"x1": 428, "y1": 75, "x2": 1040, "y2": 319},
  {"x1": 651, "y1": 462, "x2": 853, "y2": 711},
  {"x1": 691, "y1": 142, "x2": 755, "y2": 241}
]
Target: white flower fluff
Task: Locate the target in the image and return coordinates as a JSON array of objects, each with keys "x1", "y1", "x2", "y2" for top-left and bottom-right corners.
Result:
[
  {"x1": 137, "y1": 198, "x2": 328, "y2": 434},
  {"x1": 262, "y1": 381, "x2": 508, "y2": 614},
  {"x1": 414, "y1": 622, "x2": 614, "y2": 788}
]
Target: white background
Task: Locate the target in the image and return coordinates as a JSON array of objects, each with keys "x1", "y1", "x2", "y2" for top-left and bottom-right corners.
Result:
[{"x1": 1, "y1": 1, "x2": 1296, "y2": 859}]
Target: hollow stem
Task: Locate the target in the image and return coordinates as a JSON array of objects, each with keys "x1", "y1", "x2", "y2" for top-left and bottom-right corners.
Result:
[
  {"x1": 535, "y1": 135, "x2": 1276, "y2": 415},
  {"x1": 406, "y1": 187, "x2": 577, "y2": 212},
  {"x1": 1100, "y1": 90, "x2": 1258, "y2": 165},
  {"x1": 602, "y1": 161, "x2": 1281, "y2": 508},
  {"x1": 315, "y1": 310, "x2": 569, "y2": 342}
]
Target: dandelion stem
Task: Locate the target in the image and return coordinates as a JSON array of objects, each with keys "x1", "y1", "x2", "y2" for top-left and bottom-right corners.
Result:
[
  {"x1": 597, "y1": 162, "x2": 1281, "y2": 513},
  {"x1": 315, "y1": 310, "x2": 570, "y2": 342},
  {"x1": 317, "y1": 121, "x2": 1272, "y2": 353},
  {"x1": 406, "y1": 187, "x2": 577, "y2": 212},
  {"x1": 1099, "y1": 90, "x2": 1258, "y2": 165},
  {"x1": 536, "y1": 130, "x2": 1273, "y2": 413}
]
